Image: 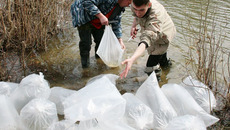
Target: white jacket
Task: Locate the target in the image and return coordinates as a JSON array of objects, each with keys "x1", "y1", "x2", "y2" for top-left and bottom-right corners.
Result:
[{"x1": 131, "y1": 0, "x2": 176, "y2": 55}]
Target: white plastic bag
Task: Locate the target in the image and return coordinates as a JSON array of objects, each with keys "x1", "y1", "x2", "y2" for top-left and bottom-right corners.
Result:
[
  {"x1": 48, "y1": 87, "x2": 76, "y2": 115},
  {"x1": 135, "y1": 72, "x2": 177, "y2": 129},
  {"x1": 165, "y1": 115, "x2": 206, "y2": 130},
  {"x1": 77, "y1": 119, "x2": 135, "y2": 130},
  {"x1": 161, "y1": 83, "x2": 219, "y2": 127},
  {"x1": 10, "y1": 72, "x2": 51, "y2": 113},
  {"x1": 20, "y1": 98, "x2": 58, "y2": 130},
  {"x1": 63, "y1": 76, "x2": 126, "y2": 123},
  {"x1": 122, "y1": 93, "x2": 153, "y2": 129},
  {"x1": 180, "y1": 76, "x2": 216, "y2": 113},
  {"x1": 0, "y1": 81, "x2": 18, "y2": 96},
  {"x1": 96, "y1": 25, "x2": 124, "y2": 67},
  {"x1": 0, "y1": 95, "x2": 27, "y2": 130},
  {"x1": 48, "y1": 120, "x2": 78, "y2": 130},
  {"x1": 86, "y1": 74, "x2": 119, "y2": 86}
]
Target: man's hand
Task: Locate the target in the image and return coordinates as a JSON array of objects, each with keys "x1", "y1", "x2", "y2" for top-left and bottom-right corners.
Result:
[
  {"x1": 120, "y1": 58, "x2": 134, "y2": 79},
  {"x1": 96, "y1": 13, "x2": 108, "y2": 25},
  {"x1": 130, "y1": 27, "x2": 139, "y2": 39},
  {"x1": 120, "y1": 43, "x2": 146, "y2": 79},
  {"x1": 118, "y1": 38, "x2": 126, "y2": 50},
  {"x1": 130, "y1": 18, "x2": 138, "y2": 39}
]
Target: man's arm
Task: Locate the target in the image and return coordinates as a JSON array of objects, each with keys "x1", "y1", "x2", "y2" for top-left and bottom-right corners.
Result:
[
  {"x1": 118, "y1": 38, "x2": 125, "y2": 50},
  {"x1": 83, "y1": 0, "x2": 109, "y2": 25},
  {"x1": 95, "y1": 13, "x2": 108, "y2": 25},
  {"x1": 120, "y1": 43, "x2": 146, "y2": 79},
  {"x1": 83, "y1": 0, "x2": 103, "y2": 16}
]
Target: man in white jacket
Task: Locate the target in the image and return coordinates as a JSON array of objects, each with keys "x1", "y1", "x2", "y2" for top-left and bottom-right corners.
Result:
[{"x1": 120, "y1": 0, "x2": 176, "y2": 80}]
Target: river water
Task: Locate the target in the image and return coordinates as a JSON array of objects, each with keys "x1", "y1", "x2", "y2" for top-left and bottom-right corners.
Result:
[{"x1": 28, "y1": 0, "x2": 229, "y2": 93}]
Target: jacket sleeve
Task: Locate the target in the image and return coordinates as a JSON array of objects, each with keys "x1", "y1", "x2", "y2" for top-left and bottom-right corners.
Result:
[
  {"x1": 140, "y1": 13, "x2": 163, "y2": 46},
  {"x1": 82, "y1": 0, "x2": 103, "y2": 16},
  {"x1": 111, "y1": 15, "x2": 122, "y2": 38}
]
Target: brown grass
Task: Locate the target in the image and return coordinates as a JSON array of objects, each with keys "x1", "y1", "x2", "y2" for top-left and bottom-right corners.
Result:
[
  {"x1": 0, "y1": 0, "x2": 73, "y2": 81},
  {"x1": 182, "y1": 0, "x2": 230, "y2": 128}
]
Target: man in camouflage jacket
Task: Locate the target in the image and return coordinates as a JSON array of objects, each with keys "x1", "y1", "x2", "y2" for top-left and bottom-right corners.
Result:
[{"x1": 120, "y1": 0, "x2": 176, "y2": 80}]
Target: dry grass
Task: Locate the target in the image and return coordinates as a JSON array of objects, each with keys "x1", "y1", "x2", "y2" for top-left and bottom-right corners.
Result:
[
  {"x1": 0, "y1": 0, "x2": 73, "y2": 81},
  {"x1": 182, "y1": 0, "x2": 230, "y2": 128}
]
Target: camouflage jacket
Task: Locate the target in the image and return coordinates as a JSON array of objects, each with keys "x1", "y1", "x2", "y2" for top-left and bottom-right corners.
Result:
[{"x1": 131, "y1": 0, "x2": 176, "y2": 55}]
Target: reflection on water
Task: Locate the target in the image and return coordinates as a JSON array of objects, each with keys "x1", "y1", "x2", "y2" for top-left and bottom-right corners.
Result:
[{"x1": 30, "y1": 0, "x2": 229, "y2": 92}]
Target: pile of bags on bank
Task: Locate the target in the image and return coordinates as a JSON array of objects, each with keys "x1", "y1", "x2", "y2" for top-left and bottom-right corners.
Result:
[{"x1": 0, "y1": 72, "x2": 219, "y2": 130}]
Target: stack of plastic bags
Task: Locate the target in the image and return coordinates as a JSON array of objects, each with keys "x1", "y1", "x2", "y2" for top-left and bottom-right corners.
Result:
[
  {"x1": 0, "y1": 73, "x2": 55, "y2": 130},
  {"x1": 0, "y1": 72, "x2": 219, "y2": 130}
]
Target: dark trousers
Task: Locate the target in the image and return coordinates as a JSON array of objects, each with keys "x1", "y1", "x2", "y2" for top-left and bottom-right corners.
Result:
[
  {"x1": 146, "y1": 52, "x2": 168, "y2": 67},
  {"x1": 77, "y1": 23, "x2": 105, "y2": 58}
]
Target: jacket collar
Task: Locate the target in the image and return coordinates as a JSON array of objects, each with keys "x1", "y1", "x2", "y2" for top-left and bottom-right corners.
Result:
[{"x1": 142, "y1": 7, "x2": 151, "y2": 18}]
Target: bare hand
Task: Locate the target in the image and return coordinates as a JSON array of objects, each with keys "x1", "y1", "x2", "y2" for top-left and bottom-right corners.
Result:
[
  {"x1": 120, "y1": 58, "x2": 134, "y2": 79},
  {"x1": 100, "y1": 15, "x2": 108, "y2": 25},
  {"x1": 118, "y1": 38, "x2": 126, "y2": 50},
  {"x1": 130, "y1": 27, "x2": 139, "y2": 39}
]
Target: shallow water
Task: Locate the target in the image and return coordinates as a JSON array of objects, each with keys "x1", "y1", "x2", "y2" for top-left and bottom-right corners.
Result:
[{"x1": 28, "y1": 0, "x2": 230, "y2": 93}]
